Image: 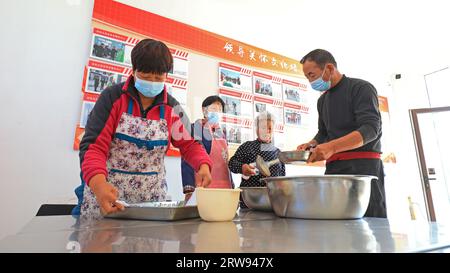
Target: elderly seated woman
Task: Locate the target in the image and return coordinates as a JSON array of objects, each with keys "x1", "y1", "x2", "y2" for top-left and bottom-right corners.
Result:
[{"x1": 228, "y1": 111, "x2": 285, "y2": 208}]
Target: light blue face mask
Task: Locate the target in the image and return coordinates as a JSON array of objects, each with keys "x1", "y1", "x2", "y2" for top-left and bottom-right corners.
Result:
[
  {"x1": 134, "y1": 75, "x2": 165, "y2": 98},
  {"x1": 207, "y1": 111, "x2": 220, "y2": 124},
  {"x1": 310, "y1": 68, "x2": 331, "y2": 92}
]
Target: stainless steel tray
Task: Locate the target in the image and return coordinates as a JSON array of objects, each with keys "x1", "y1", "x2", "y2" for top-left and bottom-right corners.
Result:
[{"x1": 105, "y1": 201, "x2": 200, "y2": 221}]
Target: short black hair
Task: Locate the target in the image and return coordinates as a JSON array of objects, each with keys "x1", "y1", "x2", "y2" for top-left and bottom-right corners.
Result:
[
  {"x1": 202, "y1": 95, "x2": 225, "y2": 111},
  {"x1": 300, "y1": 49, "x2": 337, "y2": 69},
  {"x1": 131, "y1": 39, "x2": 173, "y2": 73}
]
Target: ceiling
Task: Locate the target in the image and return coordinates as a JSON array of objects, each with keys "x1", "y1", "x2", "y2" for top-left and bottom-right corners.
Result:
[{"x1": 117, "y1": 0, "x2": 450, "y2": 80}]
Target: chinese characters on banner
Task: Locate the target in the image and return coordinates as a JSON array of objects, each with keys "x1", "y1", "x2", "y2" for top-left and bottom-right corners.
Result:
[{"x1": 222, "y1": 41, "x2": 300, "y2": 74}]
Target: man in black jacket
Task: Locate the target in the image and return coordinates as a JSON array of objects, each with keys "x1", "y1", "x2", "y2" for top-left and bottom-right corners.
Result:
[{"x1": 297, "y1": 49, "x2": 386, "y2": 218}]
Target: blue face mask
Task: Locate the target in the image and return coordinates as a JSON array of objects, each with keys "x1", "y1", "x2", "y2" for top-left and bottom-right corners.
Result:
[
  {"x1": 207, "y1": 111, "x2": 221, "y2": 124},
  {"x1": 310, "y1": 69, "x2": 331, "y2": 92},
  {"x1": 134, "y1": 75, "x2": 165, "y2": 98}
]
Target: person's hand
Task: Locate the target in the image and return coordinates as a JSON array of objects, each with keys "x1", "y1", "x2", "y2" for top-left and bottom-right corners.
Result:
[
  {"x1": 307, "y1": 143, "x2": 336, "y2": 163},
  {"x1": 297, "y1": 140, "x2": 317, "y2": 151},
  {"x1": 196, "y1": 164, "x2": 212, "y2": 188},
  {"x1": 184, "y1": 192, "x2": 193, "y2": 203},
  {"x1": 90, "y1": 174, "x2": 124, "y2": 215},
  {"x1": 242, "y1": 164, "x2": 256, "y2": 176}
]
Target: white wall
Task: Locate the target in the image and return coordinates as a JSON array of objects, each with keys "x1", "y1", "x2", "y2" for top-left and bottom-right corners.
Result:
[
  {"x1": 1, "y1": 0, "x2": 450, "y2": 239},
  {"x1": 0, "y1": 0, "x2": 94, "y2": 239}
]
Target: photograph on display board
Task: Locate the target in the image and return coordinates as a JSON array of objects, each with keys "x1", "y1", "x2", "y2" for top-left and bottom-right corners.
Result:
[
  {"x1": 255, "y1": 102, "x2": 267, "y2": 113},
  {"x1": 79, "y1": 101, "x2": 96, "y2": 128},
  {"x1": 221, "y1": 95, "x2": 241, "y2": 116},
  {"x1": 91, "y1": 35, "x2": 132, "y2": 66},
  {"x1": 285, "y1": 108, "x2": 302, "y2": 126},
  {"x1": 219, "y1": 67, "x2": 252, "y2": 92},
  {"x1": 221, "y1": 124, "x2": 241, "y2": 144},
  {"x1": 220, "y1": 68, "x2": 241, "y2": 89},
  {"x1": 253, "y1": 72, "x2": 283, "y2": 99},
  {"x1": 254, "y1": 77, "x2": 273, "y2": 97},
  {"x1": 85, "y1": 68, "x2": 128, "y2": 94},
  {"x1": 284, "y1": 85, "x2": 301, "y2": 103}
]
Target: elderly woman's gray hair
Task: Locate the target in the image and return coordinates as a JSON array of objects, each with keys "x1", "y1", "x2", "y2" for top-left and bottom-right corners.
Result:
[{"x1": 255, "y1": 111, "x2": 276, "y2": 128}]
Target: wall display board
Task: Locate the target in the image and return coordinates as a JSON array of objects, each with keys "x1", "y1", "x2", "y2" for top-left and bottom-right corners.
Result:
[{"x1": 73, "y1": 0, "x2": 319, "y2": 158}]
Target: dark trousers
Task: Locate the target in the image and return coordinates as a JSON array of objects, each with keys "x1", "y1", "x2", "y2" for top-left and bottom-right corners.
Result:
[{"x1": 325, "y1": 158, "x2": 387, "y2": 218}]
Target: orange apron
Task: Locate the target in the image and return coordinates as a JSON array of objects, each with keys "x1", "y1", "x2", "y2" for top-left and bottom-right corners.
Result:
[{"x1": 195, "y1": 124, "x2": 232, "y2": 188}]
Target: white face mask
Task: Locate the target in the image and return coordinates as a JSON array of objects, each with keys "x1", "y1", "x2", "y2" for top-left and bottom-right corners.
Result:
[{"x1": 206, "y1": 111, "x2": 221, "y2": 124}]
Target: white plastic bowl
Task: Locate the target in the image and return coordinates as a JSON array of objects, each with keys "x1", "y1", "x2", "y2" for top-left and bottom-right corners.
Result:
[{"x1": 196, "y1": 187, "x2": 241, "y2": 221}]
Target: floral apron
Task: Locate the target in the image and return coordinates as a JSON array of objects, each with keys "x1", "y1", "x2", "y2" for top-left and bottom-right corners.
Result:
[{"x1": 80, "y1": 98, "x2": 169, "y2": 218}]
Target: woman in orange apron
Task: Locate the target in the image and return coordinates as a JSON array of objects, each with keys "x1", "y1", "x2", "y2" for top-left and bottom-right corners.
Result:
[{"x1": 181, "y1": 96, "x2": 233, "y2": 200}]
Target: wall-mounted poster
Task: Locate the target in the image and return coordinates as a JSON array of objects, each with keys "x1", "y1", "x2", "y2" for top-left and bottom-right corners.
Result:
[
  {"x1": 75, "y1": 1, "x2": 315, "y2": 158},
  {"x1": 297, "y1": 78, "x2": 310, "y2": 105},
  {"x1": 166, "y1": 77, "x2": 187, "y2": 106},
  {"x1": 284, "y1": 108, "x2": 302, "y2": 126},
  {"x1": 73, "y1": 126, "x2": 85, "y2": 150},
  {"x1": 284, "y1": 102, "x2": 306, "y2": 127},
  {"x1": 78, "y1": 92, "x2": 100, "y2": 129},
  {"x1": 218, "y1": 63, "x2": 252, "y2": 93},
  {"x1": 282, "y1": 79, "x2": 300, "y2": 103},
  {"x1": 90, "y1": 28, "x2": 137, "y2": 67},
  {"x1": 272, "y1": 106, "x2": 284, "y2": 132},
  {"x1": 219, "y1": 89, "x2": 253, "y2": 119},
  {"x1": 79, "y1": 101, "x2": 96, "y2": 129},
  {"x1": 253, "y1": 71, "x2": 283, "y2": 99},
  {"x1": 240, "y1": 118, "x2": 254, "y2": 144},
  {"x1": 220, "y1": 116, "x2": 254, "y2": 146},
  {"x1": 254, "y1": 96, "x2": 284, "y2": 133},
  {"x1": 221, "y1": 116, "x2": 242, "y2": 145},
  {"x1": 83, "y1": 60, "x2": 130, "y2": 94},
  {"x1": 218, "y1": 88, "x2": 253, "y2": 148},
  {"x1": 169, "y1": 48, "x2": 189, "y2": 79}
]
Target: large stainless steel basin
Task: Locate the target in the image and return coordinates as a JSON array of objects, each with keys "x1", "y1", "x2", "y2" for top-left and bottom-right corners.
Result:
[
  {"x1": 261, "y1": 175, "x2": 375, "y2": 219},
  {"x1": 240, "y1": 187, "x2": 272, "y2": 211}
]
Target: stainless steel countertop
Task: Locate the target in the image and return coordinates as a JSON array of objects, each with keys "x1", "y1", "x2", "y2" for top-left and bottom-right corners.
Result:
[{"x1": 1, "y1": 209, "x2": 450, "y2": 253}]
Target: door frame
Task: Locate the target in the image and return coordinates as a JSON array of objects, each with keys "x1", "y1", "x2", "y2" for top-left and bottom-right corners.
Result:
[{"x1": 410, "y1": 106, "x2": 450, "y2": 221}]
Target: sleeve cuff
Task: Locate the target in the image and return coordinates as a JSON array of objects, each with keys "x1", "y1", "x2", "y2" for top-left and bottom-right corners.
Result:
[
  {"x1": 84, "y1": 169, "x2": 108, "y2": 187},
  {"x1": 195, "y1": 160, "x2": 212, "y2": 172},
  {"x1": 183, "y1": 185, "x2": 195, "y2": 194}
]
